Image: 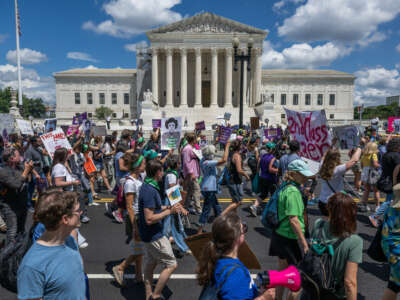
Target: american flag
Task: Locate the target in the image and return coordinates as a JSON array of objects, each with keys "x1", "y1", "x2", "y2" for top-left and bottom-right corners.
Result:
[{"x1": 15, "y1": 0, "x2": 21, "y2": 36}]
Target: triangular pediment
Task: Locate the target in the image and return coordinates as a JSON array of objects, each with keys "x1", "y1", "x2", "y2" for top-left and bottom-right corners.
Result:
[{"x1": 147, "y1": 12, "x2": 266, "y2": 35}]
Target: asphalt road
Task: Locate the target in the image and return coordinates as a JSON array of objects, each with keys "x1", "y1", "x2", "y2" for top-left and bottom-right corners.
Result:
[{"x1": 0, "y1": 186, "x2": 390, "y2": 300}]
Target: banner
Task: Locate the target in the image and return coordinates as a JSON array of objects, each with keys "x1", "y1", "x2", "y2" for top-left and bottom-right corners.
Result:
[
  {"x1": 165, "y1": 185, "x2": 183, "y2": 206},
  {"x1": 161, "y1": 117, "x2": 182, "y2": 150},
  {"x1": 16, "y1": 119, "x2": 34, "y2": 135},
  {"x1": 218, "y1": 126, "x2": 233, "y2": 144},
  {"x1": 195, "y1": 121, "x2": 206, "y2": 131},
  {"x1": 40, "y1": 128, "x2": 72, "y2": 158},
  {"x1": 44, "y1": 118, "x2": 57, "y2": 133},
  {"x1": 388, "y1": 117, "x2": 400, "y2": 133},
  {"x1": 332, "y1": 126, "x2": 360, "y2": 149},
  {"x1": 0, "y1": 114, "x2": 15, "y2": 139},
  {"x1": 264, "y1": 128, "x2": 282, "y2": 140},
  {"x1": 285, "y1": 108, "x2": 331, "y2": 161},
  {"x1": 92, "y1": 126, "x2": 107, "y2": 137},
  {"x1": 152, "y1": 119, "x2": 161, "y2": 129}
]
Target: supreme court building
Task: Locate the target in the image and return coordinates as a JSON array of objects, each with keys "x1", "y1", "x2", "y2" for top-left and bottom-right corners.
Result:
[{"x1": 55, "y1": 13, "x2": 355, "y2": 127}]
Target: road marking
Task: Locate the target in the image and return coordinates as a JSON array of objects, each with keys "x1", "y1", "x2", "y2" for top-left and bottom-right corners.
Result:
[{"x1": 86, "y1": 274, "x2": 257, "y2": 279}]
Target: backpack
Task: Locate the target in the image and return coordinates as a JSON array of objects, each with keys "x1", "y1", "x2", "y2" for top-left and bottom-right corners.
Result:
[
  {"x1": 261, "y1": 182, "x2": 296, "y2": 230},
  {"x1": 0, "y1": 228, "x2": 34, "y2": 292},
  {"x1": 115, "y1": 176, "x2": 134, "y2": 209},
  {"x1": 297, "y1": 221, "x2": 345, "y2": 300},
  {"x1": 198, "y1": 263, "x2": 243, "y2": 300}
]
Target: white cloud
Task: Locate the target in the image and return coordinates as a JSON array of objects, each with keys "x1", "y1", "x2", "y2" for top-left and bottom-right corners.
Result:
[
  {"x1": 124, "y1": 41, "x2": 148, "y2": 52},
  {"x1": 6, "y1": 48, "x2": 48, "y2": 65},
  {"x1": 396, "y1": 44, "x2": 400, "y2": 52},
  {"x1": 273, "y1": 0, "x2": 305, "y2": 13},
  {"x1": 85, "y1": 65, "x2": 98, "y2": 69},
  {"x1": 0, "y1": 64, "x2": 55, "y2": 103},
  {"x1": 67, "y1": 52, "x2": 98, "y2": 62},
  {"x1": 354, "y1": 66, "x2": 400, "y2": 105},
  {"x1": 262, "y1": 41, "x2": 349, "y2": 69},
  {"x1": 83, "y1": 0, "x2": 183, "y2": 38},
  {"x1": 277, "y1": 0, "x2": 400, "y2": 46},
  {"x1": 0, "y1": 34, "x2": 7, "y2": 43}
]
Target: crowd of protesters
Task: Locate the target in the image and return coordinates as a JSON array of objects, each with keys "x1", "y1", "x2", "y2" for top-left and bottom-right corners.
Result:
[{"x1": 0, "y1": 119, "x2": 399, "y2": 300}]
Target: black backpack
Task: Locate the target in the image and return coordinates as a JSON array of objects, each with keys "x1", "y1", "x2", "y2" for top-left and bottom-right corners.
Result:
[
  {"x1": 297, "y1": 221, "x2": 345, "y2": 300},
  {"x1": 198, "y1": 263, "x2": 243, "y2": 300},
  {"x1": 0, "y1": 228, "x2": 34, "y2": 292}
]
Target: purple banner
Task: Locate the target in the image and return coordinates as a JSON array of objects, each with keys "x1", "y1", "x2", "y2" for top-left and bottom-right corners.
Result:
[
  {"x1": 152, "y1": 119, "x2": 161, "y2": 128},
  {"x1": 218, "y1": 126, "x2": 233, "y2": 144},
  {"x1": 195, "y1": 121, "x2": 206, "y2": 131},
  {"x1": 264, "y1": 128, "x2": 282, "y2": 140},
  {"x1": 73, "y1": 112, "x2": 87, "y2": 125}
]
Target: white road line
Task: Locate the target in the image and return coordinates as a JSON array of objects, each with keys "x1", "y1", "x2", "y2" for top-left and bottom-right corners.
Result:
[{"x1": 87, "y1": 274, "x2": 258, "y2": 279}]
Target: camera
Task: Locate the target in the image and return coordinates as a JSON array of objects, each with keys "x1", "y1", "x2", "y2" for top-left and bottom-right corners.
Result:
[{"x1": 32, "y1": 161, "x2": 41, "y2": 166}]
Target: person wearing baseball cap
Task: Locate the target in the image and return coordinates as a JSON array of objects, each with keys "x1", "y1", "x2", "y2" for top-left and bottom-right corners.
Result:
[{"x1": 269, "y1": 159, "x2": 316, "y2": 300}]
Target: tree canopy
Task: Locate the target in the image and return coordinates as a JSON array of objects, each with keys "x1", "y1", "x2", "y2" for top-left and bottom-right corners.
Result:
[
  {"x1": 95, "y1": 106, "x2": 114, "y2": 120},
  {"x1": 0, "y1": 87, "x2": 47, "y2": 118},
  {"x1": 354, "y1": 102, "x2": 399, "y2": 120}
]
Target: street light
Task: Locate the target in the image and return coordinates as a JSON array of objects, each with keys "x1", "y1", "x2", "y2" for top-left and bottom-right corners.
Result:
[{"x1": 233, "y1": 37, "x2": 253, "y2": 128}]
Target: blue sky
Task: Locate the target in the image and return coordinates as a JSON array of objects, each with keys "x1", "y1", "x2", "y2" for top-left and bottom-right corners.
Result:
[{"x1": 0, "y1": 0, "x2": 399, "y2": 106}]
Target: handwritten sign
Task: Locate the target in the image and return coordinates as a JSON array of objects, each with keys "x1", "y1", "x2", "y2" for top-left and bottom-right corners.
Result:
[
  {"x1": 218, "y1": 126, "x2": 233, "y2": 144},
  {"x1": 264, "y1": 128, "x2": 282, "y2": 140},
  {"x1": 16, "y1": 119, "x2": 34, "y2": 135},
  {"x1": 152, "y1": 119, "x2": 161, "y2": 129},
  {"x1": 285, "y1": 108, "x2": 331, "y2": 161},
  {"x1": 40, "y1": 129, "x2": 72, "y2": 158},
  {"x1": 195, "y1": 121, "x2": 206, "y2": 131}
]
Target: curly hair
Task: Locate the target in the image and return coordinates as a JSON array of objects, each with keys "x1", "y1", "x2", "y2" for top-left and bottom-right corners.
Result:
[
  {"x1": 319, "y1": 149, "x2": 341, "y2": 181},
  {"x1": 165, "y1": 118, "x2": 178, "y2": 130}
]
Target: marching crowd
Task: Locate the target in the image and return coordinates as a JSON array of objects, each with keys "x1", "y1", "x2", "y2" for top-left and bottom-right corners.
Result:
[{"x1": 0, "y1": 121, "x2": 400, "y2": 300}]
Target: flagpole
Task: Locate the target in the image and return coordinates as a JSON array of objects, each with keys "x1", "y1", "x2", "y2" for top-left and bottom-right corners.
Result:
[{"x1": 14, "y1": 0, "x2": 22, "y2": 106}]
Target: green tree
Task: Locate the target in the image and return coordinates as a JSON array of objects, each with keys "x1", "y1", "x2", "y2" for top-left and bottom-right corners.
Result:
[
  {"x1": 95, "y1": 106, "x2": 114, "y2": 120},
  {"x1": 0, "y1": 87, "x2": 11, "y2": 113},
  {"x1": 354, "y1": 102, "x2": 398, "y2": 120},
  {"x1": 0, "y1": 87, "x2": 46, "y2": 118}
]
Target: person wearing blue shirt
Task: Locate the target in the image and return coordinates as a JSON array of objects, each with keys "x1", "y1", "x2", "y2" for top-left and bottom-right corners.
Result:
[
  {"x1": 17, "y1": 190, "x2": 86, "y2": 300},
  {"x1": 196, "y1": 213, "x2": 275, "y2": 300}
]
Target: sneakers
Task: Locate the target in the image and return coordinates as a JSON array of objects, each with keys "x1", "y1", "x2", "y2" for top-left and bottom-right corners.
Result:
[
  {"x1": 112, "y1": 211, "x2": 124, "y2": 223},
  {"x1": 369, "y1": 216, "x2": 378, "y2": 228},
  {"x1": 89, "y1": 202, "x2": 100, "y2": 207},
  {"x1": 112, "y1": 266, "x2": 124, "y2": 286},
  {"x1": 249, "y1": 204, "x2": 257, "y2": 217},
  {"x1": 81, "y1": 215, "x2": 90, "y2": 223}
]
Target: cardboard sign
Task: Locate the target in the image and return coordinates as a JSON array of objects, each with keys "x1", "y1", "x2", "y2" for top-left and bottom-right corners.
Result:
[
  {"x1": 388, "y1": 117, "x2": 400, "y2": 133},
  {"x1": 285, "y1": 108, "x2": 331, "y2": 161},
  {"x1": 16, "y1": 119, "x2": 34, "y2": 135},
  {"x1": 218, "y1": 126, "x2": 233, "y2": 144},
  {"x1": 165, "y1": 185, "x2": 183, "y2": 206},
  {"x1": 264, "y1": 128, "x2": 282, "y2": 140},
  {"x1": 0, "y1": 114, "x2": 15, "y2": 139},
  {"x1": 152, "y1": 119, "x2": 161, "y2": 129},
  {"x1": 84, "y1": 157, "x2": 97, "y2": 175},
  {"x1": 73, "y1": 112, "x2": 87, "y2": 125},
  {"x1": 250, "y1": 117, "x2": 260, "y2": 130},
  {"x1": 161, "y1": 117, "x2": 182, "y2": 150},
  {"x1": 44, "y1": 118, "x2": 57, "y2": 133},
  {"x1": 92, "y1": 126, "x2": 107, "y2": 137},
  {"x1": 332, "y1": 126, "x2": 360, "y2": 149},
  {"x1": 195, "y1": 121, "x2": 206, "y2": 131},
  {"x1": 40, "y1": 128, "x2": 72, "y2": 158},
  {"x1": 224, "y1": 112, "x2": 231, "y2": 121},
  {"x1": 185, "y1": 233, "x2": 261, "y2": 270}
]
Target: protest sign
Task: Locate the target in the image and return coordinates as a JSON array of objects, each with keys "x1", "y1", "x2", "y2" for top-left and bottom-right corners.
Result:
[
  {"x1": 73, "y1": 112, "x2": 87, "y2": 125},
  {"x1": 152, "y1": 119, "x2": 161, "y2": 129},
  {"x1": 195, "y1": 121, "x2": 206, "y2": 131},
  {"x1": 66, "y1": 125, "x2": 79, "y2": 136},
  {"x1": 264, "y1": 128, "x2": 282, "y2": 140},
  {"x1": 40, "y1": 128, "x2": 72, "y2": 158},
  {"x1": 332, "y1": 126, "x2": 360, "y2": 149},
  {"x1": 44, "y1": 118, "x2": 57, "y2": 133},
  {"x1": 388, "y1": 117, "x2": 400, "y2": 133},
  {"x1": 92, "y1": 126, "x2": 107, "y2": 137},
  {"x1": 84, "y1": 157, "x2": 97, "y2": 175},
  {"x1": 165, "y1": 185, "x2": 183, "y2": 206},
  {"x1": 0, "y1": 114, "x2": 15, "y2": 139},
  {"x1": 285, "y1": 108, "x2": 331, "y2": 161},
  {"x1": 16, "y1": 119, "x2": 34, "y2": 135},
  {"x1": 199, "y1": 138, "x2": 208, "y2": 149},
  {"x1": 250, "y1": 117, "x2": 260, "y2": 130},
  {"x1": 218, "y1": 126, "x2": 233, "y2": 144},
  {"x1": 185, "y1": 233, "x2": 261, "y2": 269},
  {"x1": 161, "y1": 117, "x2": 182, "y2": 150},
  {"x1": 224, "y1": 112, "x2": 231, "y2": 121}
]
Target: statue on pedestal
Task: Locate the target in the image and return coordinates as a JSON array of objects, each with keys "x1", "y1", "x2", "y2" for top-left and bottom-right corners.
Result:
[{"x1": 143, "y1": 89, "x2": 158, "y2": 111}]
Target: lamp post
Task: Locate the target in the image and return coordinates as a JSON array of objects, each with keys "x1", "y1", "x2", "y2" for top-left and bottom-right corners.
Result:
[{"x1": 233, "y1": 37, "x2": 253, "y2": 128}]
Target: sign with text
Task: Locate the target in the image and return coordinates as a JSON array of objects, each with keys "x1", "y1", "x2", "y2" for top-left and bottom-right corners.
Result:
[
  {"x1": 218, "y1": 126, "x2": 233, "y2": 144},
  {"x1": 285, "y1": 108, "x2": 331, "y2": 161},
  {"x1": 250, "y1": 117, "x2": 260, "y2": 130},
  {"x1": 152, "y1": 119, "x2": 161, "y2": 129},
  {"x1": 388, "y1": 117, "x2": 400, "y2": 133},
  {"x1": 92, "y1": 126, "x2": 107, "y2": 137},
  {"x1": 332, "y1": 126, "x2": 360, "y2": 149},
  {"x1": 73, "y1": 112, "x2": 87, "y2": 125},
  {"x1": 16, "y1": 119, "x2": 34, "y2": 135},
  {"x1": 195, "y1": 121, "x2": 206, "y2": 131},
  {"x1": 0, "y1": 114, "x2": 15, "y2": 139},
  {"x1": 84, "y1": 157, "x2": 97, "y2": 175},
  {"x1": 66, "y1": 125, "x2": 79, "y2": 136},
  {"x1": 161, "y1": 117, "x2": 182, "y2": 150},
  {"x1": 40, "y1": 128, "x2": 72, "y2": 158},
  {"x1": 264, "y1": 128, "x2": 282, "y2": 140},
  {"x1": 44, "y1": 118, "x2": 57, "y2": 133}
]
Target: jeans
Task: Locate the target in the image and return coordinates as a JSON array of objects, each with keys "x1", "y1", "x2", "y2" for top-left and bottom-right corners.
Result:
[
  {"x1": 199, "y1": 191, "x2": 222, "y2": 226},
  {"x1": 373, "y1": 193, "x2": 393, "y2": 218}
]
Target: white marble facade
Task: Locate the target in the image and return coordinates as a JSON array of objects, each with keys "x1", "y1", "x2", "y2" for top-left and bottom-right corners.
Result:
[{"x1": 54, "y1": 13, "x2": 355, "y2": 127}]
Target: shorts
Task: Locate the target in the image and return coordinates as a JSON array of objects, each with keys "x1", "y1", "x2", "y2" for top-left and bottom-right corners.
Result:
[
  {"x1": 227, "y1": 183, "x2": 243, "y2": 203},
  {"x1": 130, "y1": 239, "x2": 144, "y2": 256},
  {"x1": 269, "y1": 231, "x2": 302, "y2": 265},
  {"x1": 144, "y1": 236, "x2": 177, "y2": 268},
  {"x1": 94, "y1": 161, "x2": 104, "y2": 171}
]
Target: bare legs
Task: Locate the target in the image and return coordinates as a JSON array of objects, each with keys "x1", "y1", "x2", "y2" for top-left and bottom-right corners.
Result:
[{"x1": 144, "y1": 263, "x2": 177, "y2": 300}]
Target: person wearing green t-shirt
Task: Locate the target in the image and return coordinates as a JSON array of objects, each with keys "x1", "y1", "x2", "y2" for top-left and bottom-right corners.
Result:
[{"x1": 269, "y1": 159, "x2": 316, "y2": 300}]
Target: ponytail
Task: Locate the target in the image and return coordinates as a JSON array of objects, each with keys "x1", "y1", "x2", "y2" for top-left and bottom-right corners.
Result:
[{"x1": 196, "y1": 241, "x2": 219, "y2": 286}]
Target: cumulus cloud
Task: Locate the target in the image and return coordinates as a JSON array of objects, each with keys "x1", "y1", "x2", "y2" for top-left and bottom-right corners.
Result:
[
  {"x1": 273, "y1": 0, "x2": 305, "y2": 13},
  {"x1": 85, "y1": 65, "x2": 98, "y2": 69},
  {"x1": 0, "y1": 64, "x2": 55, "y2": 103},
  {"x1": 262, "y1": 41, "x2": 350, "y2": 69},
  {"x1": 83, "y1": 0, "x2": 182, "y2": 38},
  {"x1": 6, "y1": 48, "x2": 48, "y2": 65},
  {"x1": 354, "y1": 66, "x2": 400, "y2": 105},
  {"x1": 67, "y1": 52, "x2": 98, "y2": 62},
  {"x1": 124, "y1": 41, "x2": 148, "y2": 52},
  {"x1": 277, "y1": 0, "x2": 400, "y2": 46}
]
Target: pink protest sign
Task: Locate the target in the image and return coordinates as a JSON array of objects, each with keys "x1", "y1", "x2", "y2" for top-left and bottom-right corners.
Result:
[
  {"x1": 388, "y1": 117, "x2": 400, "y2": 133},
  {"x1": 285, "y1": 108, "x2": 331, "y2": 161}
]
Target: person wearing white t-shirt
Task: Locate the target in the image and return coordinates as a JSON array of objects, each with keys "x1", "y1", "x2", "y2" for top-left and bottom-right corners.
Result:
[{"x1": 112, "y1": 153, "x2": 146, "y2": 286}]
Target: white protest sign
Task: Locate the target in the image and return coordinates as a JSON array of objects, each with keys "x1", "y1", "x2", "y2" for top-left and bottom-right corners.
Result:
[
  {"x1": 161, "y1": 117, "x2": 182, "y2": 150},
  {"x1": 16, "y1": 119, "x2": 34, "y2": 135},
  {"x1": 285, "y1": 108, "x2": 331, "y2": 161},
  {"x1": 165, "y1": 185, "x2": 183, "y2": 206},
  {"x1": 0, "y1": 113, "x2": 15, "y2": 137},
  {"x1": 332, "y1": 126, "x2": 360, "y2": 149},
  {"x1": 40, "y1": 128, "x2": 72, "y2": 158}
]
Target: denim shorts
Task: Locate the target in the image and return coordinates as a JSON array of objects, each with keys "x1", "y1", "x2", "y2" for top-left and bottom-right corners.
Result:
[{"x1": 227, "y1": 183, "x2": 243, "y2": 203}]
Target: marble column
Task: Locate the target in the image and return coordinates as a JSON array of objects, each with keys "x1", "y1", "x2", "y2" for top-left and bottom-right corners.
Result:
[
  {"x1": 195, "y1": 48, "x2": 202, "y2": 107},
  {"x1": 151, "y1": 47, "x2": 159, "y2": 105},
  {"x1": 225, "y1": 48, "x2": 233, "y2": 107},
  {"x1": 253, "y1": 48, "x2": 262, "y2": 106},
  {"x1": 166, "y1": 48, "x2": 173, "y2": 107},
  {"x1": 180, "y1": 48, "x2": 187, "y2": 107},
  {"x1": 210, "y1": 48, "x2": 218, "y2": 107}
]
